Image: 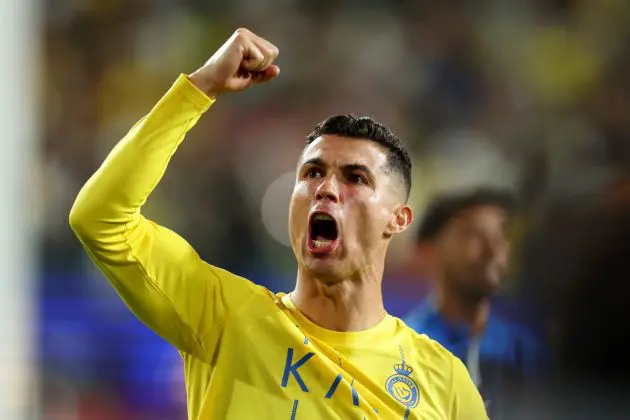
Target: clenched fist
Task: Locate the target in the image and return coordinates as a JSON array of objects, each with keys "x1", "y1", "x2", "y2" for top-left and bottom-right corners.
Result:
[{"x1": 189, "y1": 28, "x2": 280, "y2": 98}]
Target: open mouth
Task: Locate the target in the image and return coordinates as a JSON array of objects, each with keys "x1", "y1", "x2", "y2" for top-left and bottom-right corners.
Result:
[{"x1": 308, "y1": 212, "x2": 339, "y2": 254}]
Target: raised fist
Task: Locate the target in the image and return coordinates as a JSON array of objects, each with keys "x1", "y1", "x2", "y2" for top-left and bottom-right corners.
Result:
[{"x1": 189, "y1": 28, "x2": 280, "y2": 97}]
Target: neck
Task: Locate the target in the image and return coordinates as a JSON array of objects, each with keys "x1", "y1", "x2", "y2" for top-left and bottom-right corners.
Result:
[
  {"x1": 435, "y1": 281, "x2": 491, "y2": 335},
  {"x1": 290, "y1": 266, "x2": 387, "y2": 332}
]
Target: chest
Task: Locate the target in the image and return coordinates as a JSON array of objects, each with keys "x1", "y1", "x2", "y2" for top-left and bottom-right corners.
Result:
[{"x1": 202, "y1": 310, "x2": 451, "y2": 419}]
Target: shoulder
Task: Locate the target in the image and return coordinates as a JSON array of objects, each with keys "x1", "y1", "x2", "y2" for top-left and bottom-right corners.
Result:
[
  {"x1": 393, "y1": 316, "x2": 458, "y2": 367},
  {"x1": 489, "y1": 313, "x2": 548, "y2": 354},
  {"x1": 392, "y1": 319, "x2": 486, "y2": 415},
  {"x1": 199, "y1": 263, "x2": 282, "y2": 316},
  {"x1": 201, "y1": 263, "x2": 274, "y2": 295}
]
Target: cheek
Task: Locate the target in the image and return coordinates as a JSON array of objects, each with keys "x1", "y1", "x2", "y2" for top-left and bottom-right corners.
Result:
[
  {"x1": 288, "y1": 187, "x2": 309, "y2": 233},
  {"x1": 445, "y1": 240, "x2": 473, "y2": 265},
  {"x1": 464, "y1": 243, "x2": 484, "y2": 262},
  {"x1": 345, "y1": 197, "x2": 389, "y2": 240},
  {"x1": 497, "y1": 245, "x2": 510, "y2": 264}
]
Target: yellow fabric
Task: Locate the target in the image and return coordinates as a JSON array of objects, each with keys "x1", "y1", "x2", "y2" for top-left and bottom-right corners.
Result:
[{"x1": 70, "y1": 74, "x2": 487, "y2": 420}]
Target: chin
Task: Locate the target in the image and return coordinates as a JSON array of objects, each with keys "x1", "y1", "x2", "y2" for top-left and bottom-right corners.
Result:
[
  {"x1": 476, "y1": 269, "x2": 502, "y2": 292},
  {"x1": 303, "y1": 258, "x2": 346, "y2": 284}
]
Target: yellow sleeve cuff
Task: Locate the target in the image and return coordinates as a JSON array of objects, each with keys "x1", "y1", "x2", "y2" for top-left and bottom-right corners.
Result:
[{"x1": 171, "y1": 73, "x2": 216, "y2": 112}]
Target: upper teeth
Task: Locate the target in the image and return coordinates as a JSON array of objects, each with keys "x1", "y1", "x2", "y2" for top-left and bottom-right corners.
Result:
[{"x1": 314, "y1": 214, "x2": 333, "y2": 221}]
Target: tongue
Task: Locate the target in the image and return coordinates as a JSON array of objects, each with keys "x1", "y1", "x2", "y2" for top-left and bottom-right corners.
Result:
[{"x1": 315, "y1": 235, "x2": 331, "y2": 241}]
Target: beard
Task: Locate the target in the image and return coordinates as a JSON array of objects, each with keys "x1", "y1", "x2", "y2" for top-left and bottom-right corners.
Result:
[{"x1": 445, "y1": 264, "x2": 500, "y2": 303}]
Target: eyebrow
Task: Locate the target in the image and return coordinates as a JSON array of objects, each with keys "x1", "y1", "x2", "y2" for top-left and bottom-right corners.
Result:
[
  {"x1": 301, "y1": 157, "x2": 326, "y2": 168},
  {"x1": 301, "y1": 158, "x2": 375, "y2": 179}
]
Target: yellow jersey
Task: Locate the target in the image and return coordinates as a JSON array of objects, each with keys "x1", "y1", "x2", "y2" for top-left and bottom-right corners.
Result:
[{"x1": 69, "y1": 74, "x2": 488, "y2": 420}]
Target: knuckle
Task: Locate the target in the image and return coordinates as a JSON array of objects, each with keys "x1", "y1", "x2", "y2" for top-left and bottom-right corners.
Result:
[
  {"x1": 233, "y1": 28, "x2": 250, "y2": 41},
  {"x1": 262, "y1": 45, "x2": 278, "y2": 59}
]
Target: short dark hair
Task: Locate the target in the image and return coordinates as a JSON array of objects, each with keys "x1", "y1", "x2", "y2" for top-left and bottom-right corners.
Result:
[
  {"x1": 306, "y1": 114, "x2": 412, "y2": 201},
  {"x1": 417, "y1": 187, "x2": 516, "y2": 242}
]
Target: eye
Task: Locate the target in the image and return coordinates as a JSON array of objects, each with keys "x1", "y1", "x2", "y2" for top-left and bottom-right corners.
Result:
[
  {"x1": 348, "y1": 173, "x2": 367, "y2": 185},
  {"x1": 304, "y1": 167, "x2": 322, "y2": 179}
]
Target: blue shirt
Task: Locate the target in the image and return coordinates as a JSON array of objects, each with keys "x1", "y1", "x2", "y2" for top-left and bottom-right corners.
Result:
[{"x1": 404, "y1": 298, "x2": 549, "y2": 418}]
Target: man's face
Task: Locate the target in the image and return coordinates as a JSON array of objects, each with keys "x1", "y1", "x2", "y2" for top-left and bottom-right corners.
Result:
[
  {"x1": 288, "y1": 135, "x2": 411, "y2": 283},
  {"x1": 436, "y1": 205, "x2": 510, "y2": 299}
]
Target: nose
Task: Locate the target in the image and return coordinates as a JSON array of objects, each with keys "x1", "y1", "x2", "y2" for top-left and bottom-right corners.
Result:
[{"x1": 315, "y1": 176, "x2": 339, "y2": 203}]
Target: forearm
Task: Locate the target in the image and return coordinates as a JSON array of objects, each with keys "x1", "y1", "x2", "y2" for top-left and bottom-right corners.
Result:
[
  {"x1": 67, "y1": 75, "x2": 217, "y2": 355},
  {"x1": 69, "y1": 74, "x2": 214, "y2": 235},
  {"x1": 67, "y1": 29, "x2": 279, "y2": 357}
]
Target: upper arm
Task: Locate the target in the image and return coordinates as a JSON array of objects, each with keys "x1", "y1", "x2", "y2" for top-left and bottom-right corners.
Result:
[
  {"x1": 67, "y1": 75, "x2": 250, "y2": 360},
  {"x1": 72, "y1": 211, "x2": 260, "y2": 359},
  {"x1": 448, "y1": 357, "x2": 488, "y2": 420}
]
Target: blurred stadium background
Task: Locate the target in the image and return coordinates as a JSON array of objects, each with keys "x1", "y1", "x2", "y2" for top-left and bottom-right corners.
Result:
[{"x1": 2, "y1": 0, "x2": 630, "y2": 418}]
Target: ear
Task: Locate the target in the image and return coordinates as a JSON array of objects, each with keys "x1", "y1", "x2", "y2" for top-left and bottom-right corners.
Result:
[{"x1": 385, "y1": 205, "x2": 413, "y2": 236}]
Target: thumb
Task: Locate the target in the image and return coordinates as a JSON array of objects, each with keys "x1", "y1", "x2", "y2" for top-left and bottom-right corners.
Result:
[{"x1": 252, "y1": 65, "x2": 280, "y2": 84}]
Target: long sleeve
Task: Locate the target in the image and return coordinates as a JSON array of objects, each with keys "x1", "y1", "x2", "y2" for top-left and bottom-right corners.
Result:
[{"x1": 69, "y1": 75, "x2": 260, "y2": 360}]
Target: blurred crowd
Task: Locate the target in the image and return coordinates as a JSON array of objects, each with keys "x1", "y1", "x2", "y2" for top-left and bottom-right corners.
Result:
[{"x1": 40, "y1": 0, "x2": 630, "y2": 418}]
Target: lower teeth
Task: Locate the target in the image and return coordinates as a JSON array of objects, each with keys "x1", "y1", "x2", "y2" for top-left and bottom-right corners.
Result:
[{"x1": 313, "y1": 240, "x2": 332, "y2": 248}]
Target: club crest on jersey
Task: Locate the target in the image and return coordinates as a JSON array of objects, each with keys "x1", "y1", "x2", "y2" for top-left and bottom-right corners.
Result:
[{"x1": 385, "y1": 361, "x2": 419, "y2": 408}]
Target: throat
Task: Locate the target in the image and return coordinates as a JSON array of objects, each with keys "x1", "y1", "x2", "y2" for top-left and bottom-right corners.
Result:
[{"x1": 290, "y1": 274, "x2": 386, "y2": 332}]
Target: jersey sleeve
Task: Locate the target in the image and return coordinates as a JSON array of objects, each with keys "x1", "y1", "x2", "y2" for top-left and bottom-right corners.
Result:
[
  {"x1": 449, "y1": 357, "x2": 489, "y2": 420},
  {"x1": 69, "y1": 75, "x2": 261, "y2": 360}
]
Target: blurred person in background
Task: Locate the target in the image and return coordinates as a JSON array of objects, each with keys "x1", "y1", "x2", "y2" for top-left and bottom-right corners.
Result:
[
  {"x1": 404, "y1": 188, "x2": 548, "y2": 418},
  {"x1": 69, "y1": 28, "x2": 487, "y2": 419}
]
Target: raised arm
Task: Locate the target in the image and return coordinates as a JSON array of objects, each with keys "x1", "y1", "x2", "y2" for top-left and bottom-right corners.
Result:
[{"x1": 69, "y1": 29, "x2": 280, "y2": 359}]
